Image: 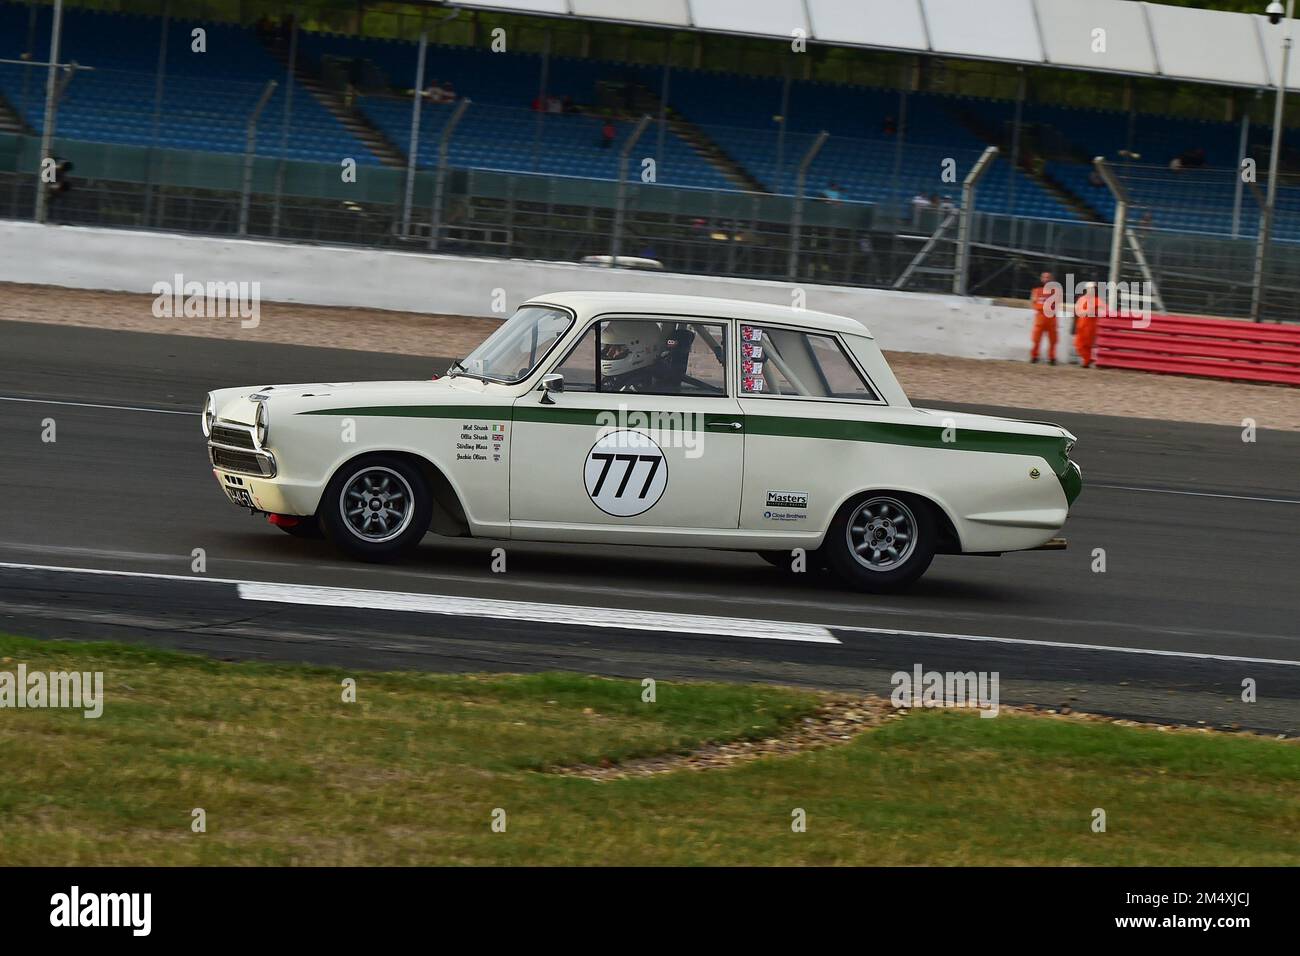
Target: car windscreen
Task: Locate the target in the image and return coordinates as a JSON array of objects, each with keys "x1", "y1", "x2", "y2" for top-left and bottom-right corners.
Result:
[{"x1": 458, "y1": 305, "x2": 573, "y2": 383}]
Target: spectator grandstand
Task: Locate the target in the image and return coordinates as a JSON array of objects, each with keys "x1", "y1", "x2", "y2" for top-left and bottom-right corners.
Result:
[
  {"x1": 3, "y1": 0, "x2": 1293, "y2": 225},
  {"x1": 0, "y1": 4, "x2": 376, "y2": 162}
]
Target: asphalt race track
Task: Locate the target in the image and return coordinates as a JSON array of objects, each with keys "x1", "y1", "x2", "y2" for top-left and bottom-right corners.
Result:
[{"x1": 3, "y1": 320, "x2": 1299, "y2": 732}]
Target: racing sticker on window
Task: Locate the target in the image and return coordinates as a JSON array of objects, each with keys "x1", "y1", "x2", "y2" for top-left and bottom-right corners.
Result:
[
  {"x1": 740, "y1": 326, "x2": 766, "y2": 392},
  {"x1": 583, "y1": 429, "x2": 667, "y2": 518}
]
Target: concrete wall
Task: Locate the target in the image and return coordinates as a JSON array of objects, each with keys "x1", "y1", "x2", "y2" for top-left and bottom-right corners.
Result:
[{"x1": 0, "y1": 220, "x2": 1036, "y2": 360}]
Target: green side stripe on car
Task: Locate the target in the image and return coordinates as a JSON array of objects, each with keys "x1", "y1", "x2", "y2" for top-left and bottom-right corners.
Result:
[
  {"x1": 300, "y1": 405, "x2": 512, "y2": 421},
  {"x1": 298, "y1": 405, "x2": 1072, "y2": 474}
]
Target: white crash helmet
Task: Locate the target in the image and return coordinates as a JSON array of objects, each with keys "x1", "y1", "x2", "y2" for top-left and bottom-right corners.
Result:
[{"x1": 600, "y1": 322, "x2": 668, "y2": 380}]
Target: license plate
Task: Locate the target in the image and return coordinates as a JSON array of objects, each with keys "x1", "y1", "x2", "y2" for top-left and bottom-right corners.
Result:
[{"x1": 225, "y1": 486, "x2": 254, "y2": 508}]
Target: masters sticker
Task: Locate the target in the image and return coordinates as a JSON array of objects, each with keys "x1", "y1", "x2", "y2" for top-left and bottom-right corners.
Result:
[
  {"x1": 741, "y1": 325, "x2": 763, "y2": 342},
  {"x1": 742, "y1": 343, "x2": 764, "y2": 360},
  {"x1": 765, "y1": 490, "x2": 808, "y2": 509},
  {"x1": 583, "y1": 430, "x2": 668, "y2": 518},
  {"x1": 742, "y1": 376, "x2": 765, "y2": 393}
]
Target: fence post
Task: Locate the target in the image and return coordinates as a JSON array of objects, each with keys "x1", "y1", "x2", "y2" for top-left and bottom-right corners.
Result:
[
  {"x1": 401, "y1": 31, "x2": 428, "y2": 237},
  {"x1": 1251, "y1": 0, "x2": 1294, "y2": 323},
  {"x1": 33, "y1": 0, "x2": 64, "y2": 224},
  {"x1": 953, "y1": 145, "x2": 998, "y2": 295},
  {"x1": 142, "y1": 1, "x2": 169, "y2": 228},
  {"x1": 786, "y1": 130, "x2": 828, "y2": 279},
  {"x1": 237, "y1": 79, "x2": 277, "y2": 236},
  {"x1": 1093, "y1": 156, "x2": 1129, "y2": 312},
  {"x1": 429, "y1": 97, "x2": 470, "y2": 251},
  {"x1": 270, "y1": 6, "x2": 299, "y2": 237},
  {"x1": 610, "y1": 114, "x2": 652, "y2": 267}
]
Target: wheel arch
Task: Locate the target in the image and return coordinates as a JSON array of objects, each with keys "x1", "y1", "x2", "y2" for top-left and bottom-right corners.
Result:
[
  {"x1": 327, "y1": 449, "x2": 471, "y2": 537},
  {"x1": 824, "y1": 487, "x2": 963, "y2": 555}
]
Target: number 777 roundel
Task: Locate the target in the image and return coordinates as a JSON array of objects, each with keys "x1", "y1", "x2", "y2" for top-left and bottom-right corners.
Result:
[{"x1": 583, "y1": 429, "x2": 668, "y2": 517}]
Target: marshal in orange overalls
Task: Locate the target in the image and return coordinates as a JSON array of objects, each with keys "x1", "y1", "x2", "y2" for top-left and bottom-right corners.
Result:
[
  {"x1": 1073, "y1": 288, "x2": 1107, "y2": 368},
  {"x1": 1029, "y1": 272, "x2": 1058, "y2": 363}
]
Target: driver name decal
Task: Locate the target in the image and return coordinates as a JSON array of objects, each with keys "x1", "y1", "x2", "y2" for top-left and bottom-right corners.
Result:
[{"x1": 583, "y1": 430, "x2": 668, "y2": 517}]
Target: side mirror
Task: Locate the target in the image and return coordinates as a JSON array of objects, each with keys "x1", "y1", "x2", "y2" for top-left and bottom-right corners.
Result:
[{"x1": 538, "y1": 373, "x2": 564, "y2": 404}]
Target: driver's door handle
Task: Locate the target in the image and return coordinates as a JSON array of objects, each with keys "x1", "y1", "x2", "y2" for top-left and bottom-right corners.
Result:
[{"x1": 706, "y1": 420, "x2": 743, "y2": 431}]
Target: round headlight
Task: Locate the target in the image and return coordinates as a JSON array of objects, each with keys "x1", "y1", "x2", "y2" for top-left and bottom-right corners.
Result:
[
  {"x1": 202, "y1": 394, "x2": 214, "y2": 437},
  {"x1": 254, "y1": 400, "x2": 269, "y2": 447}
]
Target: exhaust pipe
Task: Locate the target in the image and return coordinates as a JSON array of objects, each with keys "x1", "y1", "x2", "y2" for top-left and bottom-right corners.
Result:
[{"x1": 1032, "y1": 537, "x2": 1067, "y2": 551}]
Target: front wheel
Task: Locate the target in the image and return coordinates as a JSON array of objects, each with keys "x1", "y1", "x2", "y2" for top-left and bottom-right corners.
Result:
[
  {"x1": 320, "y1": 455, "x2": 432, "y2": 562},
  {"x1": 824, "y1": 493, "x2": 937, "y2": 593}
]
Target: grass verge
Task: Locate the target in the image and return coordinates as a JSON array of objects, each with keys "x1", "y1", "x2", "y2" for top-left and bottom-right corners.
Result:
[{"x1": 2, "y1": 634, "x2": 1297, "y2": 865}]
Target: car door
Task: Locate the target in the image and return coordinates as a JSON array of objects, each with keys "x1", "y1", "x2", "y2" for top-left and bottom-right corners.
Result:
[
  {"x1": 734, "y1": 321, "x2": 889, "y2": 536},
  {"x1": 509, "y1": 315, "x2": 744, "y2": 530}
]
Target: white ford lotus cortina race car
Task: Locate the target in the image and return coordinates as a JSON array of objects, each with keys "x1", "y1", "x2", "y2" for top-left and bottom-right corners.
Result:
[{"x1": 203, "y1": 291, "x2": 1081, "y2": 592}]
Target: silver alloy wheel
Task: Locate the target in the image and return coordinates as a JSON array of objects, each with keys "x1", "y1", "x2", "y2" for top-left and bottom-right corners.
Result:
[
  {"x1": 339, "y1": 466, "x2": 415, "y2": 544},
  {"x1": 846, "y1": 496, "x2": 918, "y2": 571}
]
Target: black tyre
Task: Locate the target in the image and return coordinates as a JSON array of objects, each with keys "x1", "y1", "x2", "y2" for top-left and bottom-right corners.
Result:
[
  {"x1": 320, "y1": 455, "x2": 432, "y2": 562},
  {"x1": 823, "y1": 493, "x2": 937, "y2": 593}
]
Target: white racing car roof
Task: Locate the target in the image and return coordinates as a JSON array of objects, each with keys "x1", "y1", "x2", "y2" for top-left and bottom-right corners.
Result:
[{"x1": 526, "y1": 291, "x2": 874, "y2": 340}]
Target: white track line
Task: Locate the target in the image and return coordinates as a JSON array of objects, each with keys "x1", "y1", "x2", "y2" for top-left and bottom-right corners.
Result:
[
  {"x1": 832, "y1": 624, "x2": 1300, "y2": 667},
  {"x1": 237, "y1": 581, "x2": 838, "y2": 644},
  {"x1": 0, "y1": 395, "x2": 196, "y2": 416},
  {"x1": 1090, "y1": 483, "x2": 1300, "y2": 505},
  {"x1": 2, "y1": 560, "x2": 1298, "y2": 664},
  {"x1": 0, "y1": 561, "x2": 833, "y2": 645}
]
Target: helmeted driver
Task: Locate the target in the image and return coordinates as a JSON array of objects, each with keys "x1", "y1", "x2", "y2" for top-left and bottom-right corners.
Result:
[{"x1": 600, "y1": 322, "x2": 673, "y2": 392}]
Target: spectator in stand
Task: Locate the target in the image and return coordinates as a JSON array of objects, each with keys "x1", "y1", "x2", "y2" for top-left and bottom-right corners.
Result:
[
  {"x1": 546, "y1": 95, "x2": 563, "y2": 114},
  {"x1": 882, "y1": 115, "x2": 897, "y2": 137},
  {"x1": 562, "y1": 95, "x2": 577, "y2": 114},
  {"x1": 600, "y1": 119, "x2": 616, "y2": 149},
  {"x1": 820, "y1": 181, "x2": 843, "y2": 204},
  {"x1": 1029, "y1": 271, "x2": 1059, "y2": 365}
]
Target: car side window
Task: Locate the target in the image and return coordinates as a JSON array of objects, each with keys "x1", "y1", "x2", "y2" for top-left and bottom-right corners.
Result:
[
  {"x1": 555, "y1": 319, "x2": 728, "y2": 396},
  {"x1": 552, "y1": 324, "x2": 598, "y2": 392},
  {"x1": 739, "y1": 324, "x2": 877, "y2": 400}
]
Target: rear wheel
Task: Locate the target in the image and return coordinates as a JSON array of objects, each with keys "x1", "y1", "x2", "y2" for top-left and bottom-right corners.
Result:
[
  {"x1": 320, "y1": 455, "x2": 431, "y2": 562},
  {"x1": 824, "y1": 493, "x2": 937, "y2": 593}
]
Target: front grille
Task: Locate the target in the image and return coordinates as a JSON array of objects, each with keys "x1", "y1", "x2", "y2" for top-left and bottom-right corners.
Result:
[
  {"x1": 211, "y1": 423, "x2": 255, "y2": 449},
  {"x1": 209, "y1": 445, "x2": 272, "y2": 477}
]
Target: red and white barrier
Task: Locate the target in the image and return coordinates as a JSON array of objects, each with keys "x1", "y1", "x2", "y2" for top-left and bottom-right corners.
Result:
[{"x1": 1096, "y1": 313, "x2": 1300, "y2": 387}]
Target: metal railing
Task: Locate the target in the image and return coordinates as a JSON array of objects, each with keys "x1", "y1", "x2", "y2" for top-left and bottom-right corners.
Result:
[{"x1": 6, "y1": 126, "x2": 1300, "y2": 322}]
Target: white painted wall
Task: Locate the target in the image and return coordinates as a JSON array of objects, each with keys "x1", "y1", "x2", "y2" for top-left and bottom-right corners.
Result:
[{"x1": 0, "y1": 221, "x2": 1037, "y2": 361}]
